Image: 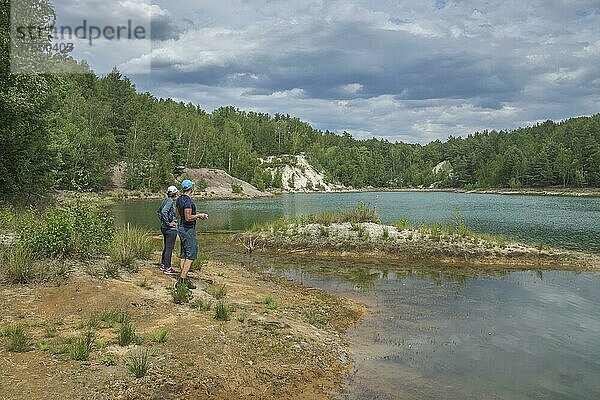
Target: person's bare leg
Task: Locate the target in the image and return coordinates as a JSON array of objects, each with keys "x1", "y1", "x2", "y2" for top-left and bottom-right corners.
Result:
[{"x1": 180, "y1": 259, "x2": 193, "y2": 279}]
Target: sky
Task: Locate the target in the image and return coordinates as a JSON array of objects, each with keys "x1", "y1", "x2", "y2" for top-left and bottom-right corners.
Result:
[{"x1": 54, "y1": 0, "x2": 600, "y2": 144}]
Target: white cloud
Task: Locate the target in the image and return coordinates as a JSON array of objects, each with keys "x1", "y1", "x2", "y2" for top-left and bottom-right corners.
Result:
[{"x1": 77, "y1": 0, "x2": 600, "y2": 142}]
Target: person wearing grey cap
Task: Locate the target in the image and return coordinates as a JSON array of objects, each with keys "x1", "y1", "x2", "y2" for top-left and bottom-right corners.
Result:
[{"x1": 157, "y1": 185, "x2": 179, "y2": 275}]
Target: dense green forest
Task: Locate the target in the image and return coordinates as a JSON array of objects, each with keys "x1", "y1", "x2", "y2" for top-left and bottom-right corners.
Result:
[{"x1": 2, "y1": 1, "x2": 600, "y2": 200}]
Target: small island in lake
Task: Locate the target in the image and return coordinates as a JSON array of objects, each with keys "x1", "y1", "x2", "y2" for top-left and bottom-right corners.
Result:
[{"x1": 238, "y1": 202, "x2": 600, "y2": 270}]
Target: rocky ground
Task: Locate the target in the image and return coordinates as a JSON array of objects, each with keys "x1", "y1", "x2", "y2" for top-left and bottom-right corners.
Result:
[
  {"x1": 240, "y1": 222, "x2": 600, "y2": 270},
  {"x1": 0, "y1": 255, "x2": 365, "y2": 399}
]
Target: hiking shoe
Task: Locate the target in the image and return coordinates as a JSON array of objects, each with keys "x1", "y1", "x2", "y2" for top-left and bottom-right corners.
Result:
[
  {"x1": 184, "y1": 278, "x2": 197, "y2": 289},
  {"x1": 163, "y1": 267, "x2": 178, "y2": 276}
]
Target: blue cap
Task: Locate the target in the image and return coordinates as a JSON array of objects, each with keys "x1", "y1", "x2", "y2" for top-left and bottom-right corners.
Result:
[{"x1": 181, "y1": 179, "x2": 194, "y2": 190}]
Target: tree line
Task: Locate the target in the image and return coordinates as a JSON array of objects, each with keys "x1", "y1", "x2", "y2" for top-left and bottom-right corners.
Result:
[{"x1": 1, "y1": 1, "x2": 599, "y2": 200}]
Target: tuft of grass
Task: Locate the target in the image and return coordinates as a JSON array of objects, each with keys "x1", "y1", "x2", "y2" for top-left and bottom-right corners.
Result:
[
  {"x1": 236, "y1": 312, "x2": 247, "y2": 323},
  {"x1": 137, "y1": 278, "x2": 152, "y2": 290},
  {"x1": 194, "y1": 298, "x2": 212, "y2": 311},
  {"x1": 304, "y1": 309, "x2": 320, "y2": 326},
  {"x1": 128, "y1": 348, "x2": 150, "y2": 378},
  {"x1": 393, "y1": 217, "x2": 411, "y2": 231},
  {"x1": 69, "y1": 330, "x2": 96, "y2": 361},
  {"x1": 97, "y1": 308, "x2": 130, "y2": 326},
  {"x1": 0, "y1": 245, "x2": 68, "y2": 284},
  {"x1": 319, "y1": 226, "x2": 329, "y2": 237},
  {"x1": 207, "y1": 283, "x2": 227, "y2": 300},
  {"x1": 264, "y1": 294, "x2": 278, "y2": 310},
  {"x1": 231, "y1": 183, "x2": 244, "y2": 194},
  {"x1": 110, "y1": 225, "x2": 153, "y2": 272},
  {"x1": 382, "y1": 226, "x2": 389, "y2": 239},
  {"x1": 4, "y1": 326, "x2": 30, "y2": 352},
  {"x1": 172, "y1": 280, "x2": 192, "y2": 304},
  {"x1": 214, "y1": 301, "x2": 234, "y2": 321},
  {"x1": 152, "y1": 328, "x2": 168, "y2": 343},
  {"x1": 117, "y1": 322, "x2": 138, "y2": 346},
  {"x1": 102, "y1": 353, "x2": 117, "y2": 366}
]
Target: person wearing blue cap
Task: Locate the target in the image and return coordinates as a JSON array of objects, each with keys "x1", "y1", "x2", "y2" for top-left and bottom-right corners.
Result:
[{"x1": 175, "y1": 179, "x2": 208, "y2": 289}]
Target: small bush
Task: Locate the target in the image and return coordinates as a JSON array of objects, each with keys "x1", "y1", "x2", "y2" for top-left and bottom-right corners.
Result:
[
  {"x1": 102, "y1": 353, "x2": 117, "y2": 366},
  {"x1": 231, "y1": 183, "x2": 244, "y2": 194},
  {"x1": 152, "y1": 328, "x2": 168, "y2": 343},
  {"x1": 0, "y1": 207, "x2": 15, "y2": 229},
  {"x1": 172, "y1": 281, "x2": 192, "y2": 304},
  {"x1": 214, "y1": 301, "x2": 234, "y2": 321},
  {"x1": 128, "y1": 348, "x2": 150, "y2": 378},
  {"x1": 207, "y1": 283, "x2": 227, "y2": 300},
  {"x1": 264, "y1": 294, "x2": 278, "y2": 310},
  {"x1": 117, "y1": 322, "x2": 137, "y2": 346},
  {"x1": 394, "y1": 217, "x2": 411, "y2": 231},
  {"x1": 69, "y1": 330, "x2": 96, "y2": 361},
  {"x1": 19, "y1": 201, "x2": 115, "y2": 258},
  {"x1": 304, "y1": 310, "x2": 320, "y2": 326},
  {"x1": 382, "y1": 227, "x2": 389, "y2": 239}
]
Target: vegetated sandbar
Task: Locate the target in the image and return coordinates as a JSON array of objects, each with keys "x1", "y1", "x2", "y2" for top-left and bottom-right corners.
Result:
[{"x1": 238, "y1": 210, "x2": 600, "y2": 270}]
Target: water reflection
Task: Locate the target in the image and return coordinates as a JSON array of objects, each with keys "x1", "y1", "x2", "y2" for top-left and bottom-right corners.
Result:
[{"x1": 210, "y1": 241, "x2": 600, "y2": 400}]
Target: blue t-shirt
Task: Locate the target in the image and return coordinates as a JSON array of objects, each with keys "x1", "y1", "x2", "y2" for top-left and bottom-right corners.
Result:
[{"x1": 176, "y1": 194, "x2": 197, "y2": 229}]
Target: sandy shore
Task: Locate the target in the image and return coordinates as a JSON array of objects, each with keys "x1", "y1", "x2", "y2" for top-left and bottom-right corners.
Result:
[{"x1": 0, "y1": 256, "x2": 365, "y2": 399}]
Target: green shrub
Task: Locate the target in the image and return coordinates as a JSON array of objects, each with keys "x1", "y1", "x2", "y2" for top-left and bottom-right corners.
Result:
[
  {"x1": 152, "y1": 328, "x2": 168, "y2": 343},
  {"x1": 0, "y1": 207, "x2": 14, "y2": 229},
  {"x1": 393, "y1": 217, "x2": 411, "y2": 231},
  {"x1": 304, "y1": 310, "x2": 320, "y2": 326},
  {"x1": 214, "y1": 301, "x2": 234, "y2": 321},
  {"x1": 382, "y1": 227, "x2": 389, "y2": 239},
  {"x1": 196, "y1": 178, "x2": 209, "y2": 192},
  {"x1": 190, "y1": 251, "x2": 208, "y2": 272},
  {"x1": 19, "y1": 201, "x2": 115, "y2": 258},
  {"x1": 70, "y1": 201, "x2": 115, "y2": 256},
  {"x1": 102, "y1": 353, "x2": 118, "y2": 366},
  {"x1": 231, "y1": 183, "x2": 244, "y2": 194},
  {"x1": 97, "y1": 308, "x2": 130, "y2": 326},
  {"x1": 264, "y1": 294, "x2": 278, "y2": 310},
  {"x1": 128, "y1": 348, "x2": 150, "y2": 378}
]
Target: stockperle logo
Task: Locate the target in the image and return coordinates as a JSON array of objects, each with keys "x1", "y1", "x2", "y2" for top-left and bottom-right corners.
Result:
[{"x1": 10, "y1": 0, "x2": 152, "y2": 75}]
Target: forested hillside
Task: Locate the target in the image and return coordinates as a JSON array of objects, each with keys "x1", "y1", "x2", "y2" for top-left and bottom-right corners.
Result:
[{"x1": 1, "y1": 1, "x2": 599, "y2": 200}]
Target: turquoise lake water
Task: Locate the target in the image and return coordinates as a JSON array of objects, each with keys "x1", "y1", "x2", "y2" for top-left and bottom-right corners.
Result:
[{"x1": 112, "y1": 192, "x2": 600, "y2": 399}]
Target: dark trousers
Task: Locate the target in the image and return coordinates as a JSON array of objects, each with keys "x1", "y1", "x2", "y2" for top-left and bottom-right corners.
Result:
[{"x1": 161, "y1": 227, "x2": 177, "y2": 268}]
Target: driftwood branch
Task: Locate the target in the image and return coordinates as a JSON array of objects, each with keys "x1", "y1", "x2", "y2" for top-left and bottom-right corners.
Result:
[{"x1": 238, "y1": 235, "x2": 260, "y2": 254}]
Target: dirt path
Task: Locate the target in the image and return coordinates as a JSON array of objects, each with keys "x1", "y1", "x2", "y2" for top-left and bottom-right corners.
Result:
[{"x1": 0, "y1": 258, "x2": 365, "y2": 399}]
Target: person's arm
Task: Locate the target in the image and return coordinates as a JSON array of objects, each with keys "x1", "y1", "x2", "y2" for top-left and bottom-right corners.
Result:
[{"x1": 184, "y1": 208, "x2": 208, "y2": 221}]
